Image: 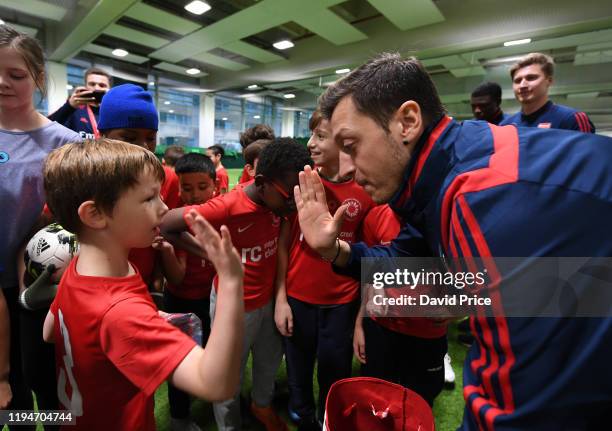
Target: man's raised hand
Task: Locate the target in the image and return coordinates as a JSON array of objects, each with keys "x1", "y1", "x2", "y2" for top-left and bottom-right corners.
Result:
[{"x1": 294, "y1": 165, "x2": 346, "y2": 259}]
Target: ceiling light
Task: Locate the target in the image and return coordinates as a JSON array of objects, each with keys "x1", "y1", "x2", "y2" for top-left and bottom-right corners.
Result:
[
  {"x1": 111, "y1": 48, "x2": 128, "y2": 57},
  {"x1": 66, "y1": 84, "x2": 73, "y2": 90},
  {"x1": 253, "y1": 115, "x2": 261, "y2": 119},
  {"x1": 184, "y1": 1, "x2": 211, "y2": 15},
  {"x1": 273, "y1": 40, "x2": 294, "y2": 50},
  {"x1": 283, "y1": 93, "x2": 296, "y2": 99},
  {"x1": 335, "y1": 68, "x2": 350, "y2": 74},
  {"x1": 148, "y1": 81, "x2": 155, "y2": 86},
  {"x1": 247, "y1": 84, "x2": 259, "y2": 90},
  {"x1": 164, "y1": 101, "x2": 171, "y2": 105},
  {"x1": 503, "y1": 38, "x2": 531, "y2": 47},
  {"x1": 222, "y1": 117, "x2": 228, "y2": 121},
  {"x1": 169, "y1": 110, "x2": 174, "y2": 113},
  {"x1": 186, "y1": 68, "x2": 201, "y2": 75}
]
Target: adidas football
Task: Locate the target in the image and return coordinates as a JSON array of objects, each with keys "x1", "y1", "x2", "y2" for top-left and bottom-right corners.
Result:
[{"x1": 23, "y1": 223, "x2": 79, "y2": 285}]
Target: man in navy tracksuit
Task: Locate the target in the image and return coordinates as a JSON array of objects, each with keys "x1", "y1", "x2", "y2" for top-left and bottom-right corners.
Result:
[
  {"x1": 500, "y1": 53, "x2": 595, "y2": 133},
  {"x1": 48, "y1": 67, "x2": 111, "y2": 138},
  {"x1": 295, "y1": 53, "x2": 612, "y2": 430}
]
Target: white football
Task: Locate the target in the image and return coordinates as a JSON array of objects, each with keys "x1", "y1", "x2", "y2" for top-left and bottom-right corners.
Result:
[{"x1": 23, "y1": 223, "x2": 79, "y2": 284}]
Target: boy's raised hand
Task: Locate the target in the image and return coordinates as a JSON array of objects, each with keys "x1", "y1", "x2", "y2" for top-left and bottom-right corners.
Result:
[
  {"x1": 294, "y1": 165, "x2": 346, "y2": 258},
  {"x1": 184, "y1": 210, "x2": 243, "y2": 281}
]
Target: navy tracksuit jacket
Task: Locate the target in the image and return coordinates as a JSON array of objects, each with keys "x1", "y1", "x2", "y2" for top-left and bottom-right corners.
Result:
[{"x1": 342, "y1": 116, "x2": 612, "y2": 430}]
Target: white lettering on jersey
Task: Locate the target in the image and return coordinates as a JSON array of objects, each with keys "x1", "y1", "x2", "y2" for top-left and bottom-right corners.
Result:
[{"x1": 57, "y1": 309, "x2": 83, "y2": 416}]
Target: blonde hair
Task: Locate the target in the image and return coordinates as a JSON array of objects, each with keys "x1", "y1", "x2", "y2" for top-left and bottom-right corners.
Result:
[
  {"x1": 510, "y1": 53, "x2": 554, "y2": 79},
  {"x1": 44, "y1": 139, "x2": 165, "y2": 233}
]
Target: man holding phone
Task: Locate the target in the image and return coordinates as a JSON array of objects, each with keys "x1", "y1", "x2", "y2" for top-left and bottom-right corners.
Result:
[{"x1": 48, "y1": 67, "x2": 111, "y2": 139}]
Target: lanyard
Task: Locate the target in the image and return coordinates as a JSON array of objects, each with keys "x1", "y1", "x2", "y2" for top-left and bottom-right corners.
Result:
[{"x1": 85, "y1": 105, "x2": 100, "y2": 139}]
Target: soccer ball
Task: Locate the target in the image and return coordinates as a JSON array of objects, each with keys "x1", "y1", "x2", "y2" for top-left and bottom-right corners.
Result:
[{"x1": 23, "y1": 223, "x2": 79, "y2": 285}]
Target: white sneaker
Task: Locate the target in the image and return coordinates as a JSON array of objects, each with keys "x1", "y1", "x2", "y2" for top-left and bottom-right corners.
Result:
[
  {"x1": 444, "y1": 353, "x2": 456, "y2": 389},
  {"x1": 170, "y1": 417, "x2": 202, "y2": 431}
]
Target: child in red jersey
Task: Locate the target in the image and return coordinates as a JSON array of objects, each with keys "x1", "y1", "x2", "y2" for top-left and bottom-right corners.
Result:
[
  {"x1": 206, "y1": 145, "x2": 229, "y2": 195},
  {"x1": 354, "y1": 204, "x2": 448, "y2": 406},
  {"x1": 154, "y1": 153, "x2": 218, "y2": 430},
  {"x1": 97, "y1": 84, "x2": 180, "y2": 302},
  {"x1": 240, "y1": 138, "x2": 272, "y2": 184},
  {"x1": 162, "y1": 138, "x2": 313, "y2": 431},
  {"x1": 41, "y1": 139, "x2": 244, "y2": 430},
  {"x1": 238, "y1": 124, "x2": 275, "y2": 184},
  {"x1": 274, "y1": 111, "x2": 373, "y2": 429}
]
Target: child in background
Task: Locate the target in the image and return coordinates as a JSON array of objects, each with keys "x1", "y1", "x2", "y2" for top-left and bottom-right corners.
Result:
[
  {"x1": 41, "y1": 139, "x2": 244, "y2": 430},
  {"x1": 274, "y1": 111, "x2": 373, "y2": 430},
  {"x1": 238, "y1": 124, "x2": 275, "y2": 184},
  {"x1": 353, "y1": 204, "x2": 448, "y2": 406},
  {"x1": 240, "y1": 138, "x2": 272, "y2": 184},
  {"x1": 163, "y1": 145, "x2": 185, "y2": 170},
  {"x1": 162, "y1": 138, "x2": 313, "y2": 431},
  {"x1": 206, "y1": 145, "x2": 229, "y2": 195},
  {"x1": 154, "y1": 153, "x2": 217, "y2": 430},
  {"x1": 98, "y1": 84, "x2": 180, "y2": 298}
]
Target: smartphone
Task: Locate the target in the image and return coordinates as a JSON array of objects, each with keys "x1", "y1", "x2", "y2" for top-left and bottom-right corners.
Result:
[{"x1": 91, "y1": 90, "x2": 106, "y2": 104}]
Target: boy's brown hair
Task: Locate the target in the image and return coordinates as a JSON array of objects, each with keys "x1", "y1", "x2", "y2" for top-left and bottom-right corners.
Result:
[
  {"x1": 308, "y1": 110, "x2": 324, "y2": 132},
  {"x1": 243, "y1": 139, "x2": 272, "y2": 166},
  {"x1": 239, "y1": 124, "x2": 275, "y2": 150},
  {"x1": 510, "y1": 53, "x2": 554, "y2": 79},
  {"x1": 44, "y1": 139, "x2": 165, "y2": 233},
  {"x1": 163, "y1": 145, "x2": 185, "y2": 167}
]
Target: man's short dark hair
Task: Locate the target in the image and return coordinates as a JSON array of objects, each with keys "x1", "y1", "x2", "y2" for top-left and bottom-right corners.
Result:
[
  {"x1": 207, "y1": 144, "x2": 225, "y2": 158},
  {"x1": 239, "y1": 124, "x2": 275, "y2": 150},
  {"x1": 256, "y1": 138, "x2": 313, "y2": 181},
  {"x1": 175, "y1": 152, "x2": 216, "y2": 181},
  {"x1": 163, "y1": 145, "x2": 185, "y2": 167},
  {"x1": 319, "y1": 52, "x2": 446, "y2": 131},
  {"x1": 471, "y1": 82, "x2": 502, "y2": 105},
  {"x1": 84, "y1": 67, "x2": 112, "y2": 85}
]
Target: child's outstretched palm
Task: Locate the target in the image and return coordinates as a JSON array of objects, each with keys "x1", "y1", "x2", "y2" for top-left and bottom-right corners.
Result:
[{"x1": 184, "y1": 209, "x2": 243, "y2": 282}]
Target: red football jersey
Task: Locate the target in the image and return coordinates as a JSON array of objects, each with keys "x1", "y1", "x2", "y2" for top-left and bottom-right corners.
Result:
[
  {"x1": 129, "y1": 166, "x2": 181, "y2": 286},
  {"x1": 184, "y1": 187, "x2": 281, "y2": 311},
  {"x1": 286, "y1": 177, "x2": 374, "y2": 304},
  {"x1": 161, "y1": 165, "x2": 181, "y2": 210},
  {"x1": 361, "y1": 205, "x2": 446, "y2": 338},
  {"x1": 215, "y1": 167, "x2": 230, "y2": 195},
  {"x1": 50, "y1": 258, "x2": 196, "y2": 430},
  {"x1": 166, "y1": 248, "x2": 215, "y2": 300}
]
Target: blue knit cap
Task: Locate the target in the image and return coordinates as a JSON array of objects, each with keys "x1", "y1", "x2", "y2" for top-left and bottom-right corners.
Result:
[{"x1": 98, "y1": 84, "x2": 159, "y2": 131}]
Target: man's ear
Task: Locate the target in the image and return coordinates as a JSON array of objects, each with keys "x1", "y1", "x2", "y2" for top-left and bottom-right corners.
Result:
[
  {"x1": 394, "y1": 100, "x2": 424, "y2": 145},
  {"x1": 77, "y1": 200, "x2": 108, "y2": 230}
]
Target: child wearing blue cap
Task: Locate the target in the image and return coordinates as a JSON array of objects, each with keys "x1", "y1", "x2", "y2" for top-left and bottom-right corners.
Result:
[{"x1": 98, "y1": 84, "x2": 181, "y2": 302}]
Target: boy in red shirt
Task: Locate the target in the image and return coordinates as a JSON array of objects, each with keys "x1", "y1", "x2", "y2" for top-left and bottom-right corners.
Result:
[
  {"x1": 238, "y1": 124, "x2": 275, "y2": 184},
  {"x1": 239, "y1": 138, "x2": 272, "y2": 184},
  {"x1": 97, "y1": 84, "x2": 181, "y2": 303},
  {"x1": 41, "y1": 139, "x2": 244, "y2": 430},
  {"x1": 162, "y1": 138, "x2": 312, "y2": 431},
  {"x1": 274, "y1": 111, "x2": 373, "y2": 429},
  {"x1": 154, "y1": 153, "x2": 217, "y2": 430},
  {"x1": 206, "y1": 145, "x2": 229, "y2": 195},
  {"x1": 353, "y1": 204, "x2": 448, "y2": 406}
]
